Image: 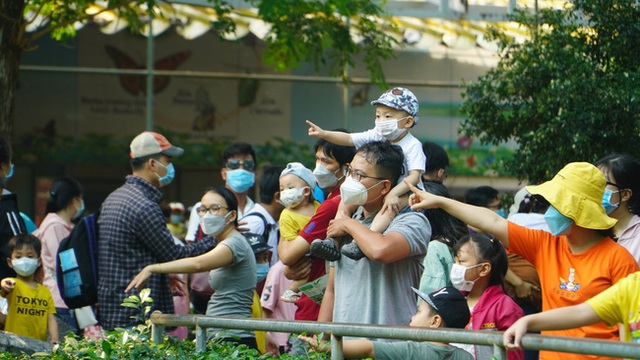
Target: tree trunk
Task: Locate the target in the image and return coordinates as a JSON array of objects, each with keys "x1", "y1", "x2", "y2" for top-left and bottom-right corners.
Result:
[{"x1": 0, "y1": 0, "x2": 26, "y2": 141}]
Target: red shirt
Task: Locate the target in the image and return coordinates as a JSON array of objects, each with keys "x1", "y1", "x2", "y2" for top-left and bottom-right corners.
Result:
[{"x1": 295, "y1": 188, "x2": 341, "y2": 321}]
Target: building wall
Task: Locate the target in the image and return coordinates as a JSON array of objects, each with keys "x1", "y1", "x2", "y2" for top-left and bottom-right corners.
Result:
[{"x1": 15, "y1": 24, "x2": 522, "y2": 221}]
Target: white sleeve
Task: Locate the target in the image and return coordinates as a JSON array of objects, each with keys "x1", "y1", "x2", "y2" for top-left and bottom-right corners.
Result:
[
  {"x1": 185, "y1": 202, "x2": 201, "y2": 241},
  {"x1": 404, "y1": 139, "x2": 426, "y2": 173},
  {"x1": 242, "y1": 213, "x2": 266, "y2": 235},
  {"x1": 350, "y1": 129, "x2": 384, "y2": 149}
]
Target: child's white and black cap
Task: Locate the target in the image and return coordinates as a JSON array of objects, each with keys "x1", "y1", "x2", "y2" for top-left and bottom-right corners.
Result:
[
  {"x1": 245, "y1": 233, "x2": 272, "y2": 255},
  {"x1": 371, "y1": 87, "x2": 419, "y2": 123},
  {"x1": 412, "y1": 286, "x2": 470, "y2": 329},
  {"x1": 280, "y1": 162, "x2": 317, "y2": 188}
]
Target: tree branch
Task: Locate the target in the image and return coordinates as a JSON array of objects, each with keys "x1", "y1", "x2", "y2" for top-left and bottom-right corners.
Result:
[{"x1": 25, "y1": 2, "x2": 140, "y2": 44}]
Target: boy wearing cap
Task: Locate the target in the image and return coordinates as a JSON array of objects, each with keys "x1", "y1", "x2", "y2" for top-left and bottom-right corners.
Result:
[
  {"x1": 277, "y1": 162, "x2": 320, "y2": 302},
  {"x1": 405, "y1": 161, "x2": 640, "y2": 360},
  {"x1": 97, "y1": 131, "x2": 217, "y2": 331},
  {"x1": 307, "y1": 87, "x2": 426, "y2": 261},
  {"x1": 300, "y1": 286, "x2": 472, "y2": 359}
]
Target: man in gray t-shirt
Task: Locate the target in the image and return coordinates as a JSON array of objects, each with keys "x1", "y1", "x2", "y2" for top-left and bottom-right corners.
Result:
[{"x1": 317, "y1": 141, "x2": 431, "y2": 331}]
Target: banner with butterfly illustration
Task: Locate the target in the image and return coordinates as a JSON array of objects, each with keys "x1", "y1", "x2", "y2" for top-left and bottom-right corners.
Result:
[
  {"x1": 16, "y1": 21, "x2": 515, "y2": 179},
  {"x1": 74, "y1": 26, "x2": 292, "y2": 145}
]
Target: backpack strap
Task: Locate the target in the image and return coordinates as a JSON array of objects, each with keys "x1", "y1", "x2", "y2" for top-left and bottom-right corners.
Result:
[{"x1": 241, "y1": 212, "x2": 272, "y2": 240}]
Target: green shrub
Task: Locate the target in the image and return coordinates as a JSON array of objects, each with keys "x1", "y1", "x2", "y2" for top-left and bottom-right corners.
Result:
[
  {"x1": 14, "y1": 130, "x2": 316, "y2": 169},
  {"x1": 0, "y1": 289, "x2": 329, "y2": 360}
]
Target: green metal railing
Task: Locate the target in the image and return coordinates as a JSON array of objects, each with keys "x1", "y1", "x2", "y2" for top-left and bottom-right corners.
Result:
[{"x1": 149, "y1": 312, "x2": 640, "y2": 360}]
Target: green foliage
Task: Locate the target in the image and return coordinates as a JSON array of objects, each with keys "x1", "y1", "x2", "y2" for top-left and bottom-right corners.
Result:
[
  {"x1": 187, "y1": 0, "x2": 397, "y2": 88},
  {"x1": 460, "y1": 0, "x2": 640, "y2": 183},
  {"x1": 13, "y1": 130, "x2": 315, "y2": 169},
  {"x1": 0, "y1": 289, "x2": 330, "y2": 359},
  {"x1": 254, "y1": 137, "x2": 316, "y2": 169},
  {"x1": 22, "y1": 0, "x2": 396, "y2": 87},
  {"x1": 446, "y1": 145, "x2": 514, "y2": 177},
  {"x1": 121, "y1": 288, "x2": 154, "y2": 325},
  {"x1": 23, "y1": 1, "x2": 149, "y2": 42}
]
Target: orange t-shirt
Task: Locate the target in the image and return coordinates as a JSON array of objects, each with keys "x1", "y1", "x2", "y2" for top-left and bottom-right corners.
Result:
[{"x1": 507, "y1": 222, "x2": 639, "y2": 360}]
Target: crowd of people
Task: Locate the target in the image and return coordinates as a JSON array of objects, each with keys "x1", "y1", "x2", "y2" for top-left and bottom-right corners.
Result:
[{"x1": 0, "y1": 87, "x2": 638, "y2": 360}]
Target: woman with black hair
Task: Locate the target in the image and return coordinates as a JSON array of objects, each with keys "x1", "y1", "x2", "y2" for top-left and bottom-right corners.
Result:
[
  {"x1": 596, "y1": 153, "x2": 640, "y2": 264},
  {"x1": 127, "y1": 186, "x2": 258, "y2": 349},
  {"x1": 33, "y1": 177, "x2": 84, "y2": 330},
  {"x1": 406, "y1": 162, "x2": 639, "y2": 360}
]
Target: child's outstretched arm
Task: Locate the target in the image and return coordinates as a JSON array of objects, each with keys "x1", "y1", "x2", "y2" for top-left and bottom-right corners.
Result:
[
  {"x1": 298, "y1": 334, "x2": 375, "y2": 359},
  {"x1": 0, "y1": 278, "x2": 15, "y2": 297},
  {"x1": 48, "y1": 313, "x2": 59, "y2": 344},
  {"x1": 503, "y1": 302, "x2": 599, "y2": 350},
  {"x1": 306, "y1": 120, "x2": 354, "y2": 147}
]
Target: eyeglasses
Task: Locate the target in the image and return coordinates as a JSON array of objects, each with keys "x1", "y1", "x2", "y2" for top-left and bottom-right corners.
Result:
[
  {"x1": 226, "y1": 159, "x2": 255, "y2": 171},
  {"x1": 343, "y1": 165, "x2": 386, "y2": 183},
  {"x1": 197, "y1": 204, "x2": 228, "y2": 216},
  {"x1": 606, "y1": 181, "x2": 619, "y2": 188}
]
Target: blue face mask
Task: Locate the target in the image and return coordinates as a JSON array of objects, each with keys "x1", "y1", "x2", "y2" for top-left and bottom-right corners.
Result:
[
  {"x1": 170, "y1": 214, "x2": 183, "y2": 224},
  {"x1": 602, "y1": 189, "x2": 621, "y2": 214},
  {"x1": 256, "y1": 263, "x2": 269, "y2": 282},
  {"x1": 226, "y1": 169, "x2": 255, "y2": 193},
  {"x1": 4, "y1": 163, "x2": 13, "y2": 181},
  {"x1": 495, "y1": 208, "x2": 506, "y2": 218},
  {"x1": 154, "y1": 161, "x2": 175, "y2": 187},
  {"x1": 544, "y1": 205, "x2": 573, "y2": 236},
  {"x1": 73, "y1": 199, "x2": 85, "y2": 220}
]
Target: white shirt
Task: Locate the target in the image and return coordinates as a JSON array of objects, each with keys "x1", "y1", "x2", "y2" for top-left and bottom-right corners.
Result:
[
  {"x1": 351, "y1": 129, "x2": 425, "y2": 190},
  {"x1": 242, "y1": 204, "x2": 280, "y2": 266}
]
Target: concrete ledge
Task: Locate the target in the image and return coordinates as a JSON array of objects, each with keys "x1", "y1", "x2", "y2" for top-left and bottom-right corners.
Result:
[{"x1": 0, "y1": 330, "x2": 53, "y2": 356}]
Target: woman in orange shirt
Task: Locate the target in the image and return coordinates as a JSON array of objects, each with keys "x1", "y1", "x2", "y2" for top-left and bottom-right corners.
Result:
[{"x1": 405, "y1": 162, "x2": 639, "y2": 360}]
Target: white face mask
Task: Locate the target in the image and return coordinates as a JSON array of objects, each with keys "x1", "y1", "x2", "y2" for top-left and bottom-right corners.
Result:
[
  {"x1": 340, "y1": 176, "x2": 383, "y2": 206},
  {"x1": 375, "y1": 117, "x2": 408, "y2": 141},
  {"x1": 12, "y1": 257, "x2": 39, "y2": 277},
  {"x1": 313, "y1": 164, "x2": 341, "y2": 189},
  {"x1": 279, "y1": 187, "x2": 306, "y2": 209},
  {"x1": 449, "y1": 263, "x2": 483, "y2": 294},
  {"x1": 200, "y1": 212, "x2": 231, "y2": 236}
]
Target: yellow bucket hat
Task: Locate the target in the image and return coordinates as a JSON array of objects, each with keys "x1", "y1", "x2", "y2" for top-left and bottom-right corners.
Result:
[{"x1": 525, "y1": 162, "x2": 617, "y2": 230}]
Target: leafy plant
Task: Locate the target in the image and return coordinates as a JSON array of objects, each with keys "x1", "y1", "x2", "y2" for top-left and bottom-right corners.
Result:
[
  {"x1": 121, "y1": 288, "x2": 154, "y2": 326},
  {"x1": 1, "y1": 0, "x2": 398, "y2": 140},
  {"x1": 13, "y1": 130, "x2": 316, "y2": 169},
  {"x1": 0, "y1": 289, "x2": 331, "y2": 359},
  {"x1": 460, "y1": 0, "x2": 640, "y2": 183}
]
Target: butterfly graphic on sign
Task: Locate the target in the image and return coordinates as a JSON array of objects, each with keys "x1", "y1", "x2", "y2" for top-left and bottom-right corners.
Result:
[{"x1": 105, "y1": 45, "x2": 191, "y2": 96}]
